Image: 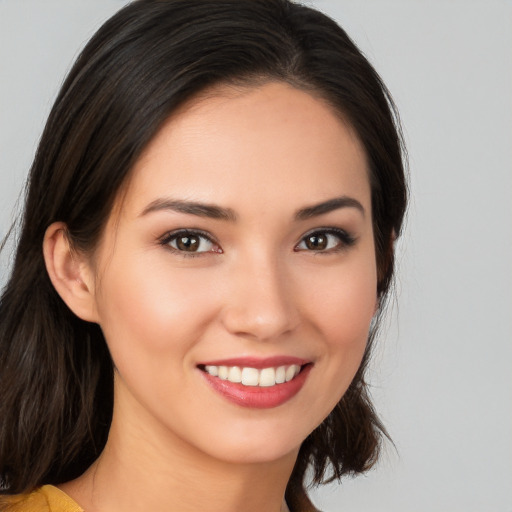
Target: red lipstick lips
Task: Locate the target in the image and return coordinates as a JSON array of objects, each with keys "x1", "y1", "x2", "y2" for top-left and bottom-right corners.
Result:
[{"x1": 197, "y1": 356, "x2": 312, "y2": 409}]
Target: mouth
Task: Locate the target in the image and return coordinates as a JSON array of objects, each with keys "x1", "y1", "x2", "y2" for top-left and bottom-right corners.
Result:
[
  {"x1": 197, "y1": 358, "x2": 313, "y2": 408},
  {"x1": 198, "y1": 363, "x2": 305, "y2": 387}
]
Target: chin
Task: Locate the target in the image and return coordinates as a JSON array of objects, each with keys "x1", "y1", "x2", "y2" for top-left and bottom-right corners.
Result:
[{"x1": 190, "y1": 416, "x2": 315, "y2": 466}]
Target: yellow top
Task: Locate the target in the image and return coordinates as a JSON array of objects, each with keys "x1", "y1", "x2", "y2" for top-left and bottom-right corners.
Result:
[
  {"x1": 1, "y1": 485, "x2": 314, "y2": 512},
  {"x1": 1, "y1": 485, "x2": 83, "y2": 512}
]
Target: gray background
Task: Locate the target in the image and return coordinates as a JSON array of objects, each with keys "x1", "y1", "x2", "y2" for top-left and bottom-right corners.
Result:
[{"x1": 1, "y1": 1, "x2": 511, "y2": 510}]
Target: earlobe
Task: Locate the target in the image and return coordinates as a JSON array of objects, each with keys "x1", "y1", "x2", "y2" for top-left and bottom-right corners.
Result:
[{"x1": 43, "y1": 222, "x2": 99, "y2": 323}]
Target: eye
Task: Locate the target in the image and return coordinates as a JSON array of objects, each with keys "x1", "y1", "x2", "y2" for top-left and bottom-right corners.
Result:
[
  {"x1": 295, "y1": 228, "x2": 355, "y2": 252},
  {"x1": 160, "y1": 230, "x2": 221, "y2": 255}
]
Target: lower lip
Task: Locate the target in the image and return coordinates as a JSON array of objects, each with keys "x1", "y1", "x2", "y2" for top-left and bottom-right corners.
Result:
[{"x1": 200, "y1": 365, "x2": 312, "y2": 409}]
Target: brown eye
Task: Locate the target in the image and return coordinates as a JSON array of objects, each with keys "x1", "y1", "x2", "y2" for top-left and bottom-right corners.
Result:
[
  {"x1": 305, "y1": 234, "x2": 328, "y2": 250},
  {"x1": 164, "y1": 231, "x2": 218, "y2": 254},
  {"x1": 176, "y1": 235, "x2": 200, "y2": 252},
  {"x1": 296, "y1": 229, "x2": 355, "y2": 252}
]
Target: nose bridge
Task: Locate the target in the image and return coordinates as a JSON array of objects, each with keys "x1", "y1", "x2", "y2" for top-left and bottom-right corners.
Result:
[{"x1": 221, "y1": 248, "x2": 298, "y2": 341}]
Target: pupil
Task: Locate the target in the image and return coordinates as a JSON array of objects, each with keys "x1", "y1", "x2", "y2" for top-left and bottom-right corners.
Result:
[
  {"x1": 306, "y1": 234, "x2": 327, "y2": 250},
  {"x1": 177, "y1": 236, "x2": 199, "y2": 251}
]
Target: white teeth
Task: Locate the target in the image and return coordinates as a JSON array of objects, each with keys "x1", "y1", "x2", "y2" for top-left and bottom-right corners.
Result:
[
  {"x1": 205, "y1": 365, "x2": 218, "y2": 377},
  {"x1": 285, "y1": 364, "x2": 300, "y2": 382},
  {"x1": 204, "y1": 364, "x2": 302, "y2": 387},
  {"x1": 218, "y1": 366, "x2": 229, "y2": 380},
  {"x1": 241, "y1": 367, "x2": 259, "y2": 386},
  {"x1": 275, "y1": 366, "x2": 286, "y2": 384},
  {"x1": 259, "y1": 367, "x2": 276, "y2": 387},
  {"x1": 228, "y1": 366, "x2": 242, "y2": 383}
]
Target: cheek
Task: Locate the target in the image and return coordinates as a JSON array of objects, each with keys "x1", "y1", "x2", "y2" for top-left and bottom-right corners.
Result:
[
  {"x1": 94, "y1": 255, "x2": 219, "y2": 364},
  {"x1": 321, "y1": 284, "x2": 374, "y2": 381},
  {"x1": 298, "y1": 254, "x2": 377, "y2": 408},
  {"x1": 326, "y1": 279, "x2": 376, "y2": 351},
  {"x1": 304, "y1": 259, "x2": 377, "y2": 347}
]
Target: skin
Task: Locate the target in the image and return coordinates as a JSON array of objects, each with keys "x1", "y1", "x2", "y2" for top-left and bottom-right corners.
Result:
[{"x1": 44, "y1": 82, "x2": 377, "y2": 512}]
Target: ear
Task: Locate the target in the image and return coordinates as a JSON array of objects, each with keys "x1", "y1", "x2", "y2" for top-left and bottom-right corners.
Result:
[{"x1": 43, "y1": 222, "x2": 100, "y2": 323}]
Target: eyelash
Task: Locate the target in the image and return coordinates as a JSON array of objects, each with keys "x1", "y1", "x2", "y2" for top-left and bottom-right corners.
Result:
[
  {"x1": 294, "y1": 227, "x2": 357, "y2": 254},
  {"x1": 159, "y1": 227, "x2": 356, "y2": 257},
  {"x1": 159, "y1": 229, "x2": 222, "y2": 258}
]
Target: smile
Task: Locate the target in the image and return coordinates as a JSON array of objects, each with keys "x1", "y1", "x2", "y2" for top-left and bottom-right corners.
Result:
[
  {"x1": 202, "y1": 364, "x2": 301, "y2": 387},
  {"x1": 198, "y1": 358, "x2": 312, "y2": 409}
]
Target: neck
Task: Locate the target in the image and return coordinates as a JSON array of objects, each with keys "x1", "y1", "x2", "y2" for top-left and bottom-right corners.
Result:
[{"x1": 60, "y1": 390, "x2": 298, "y2": 512}]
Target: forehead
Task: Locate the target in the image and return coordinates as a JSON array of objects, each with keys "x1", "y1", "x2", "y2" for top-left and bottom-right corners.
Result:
[{"x1": 121, "y1": 81, "x2": 370, "y2": 218}]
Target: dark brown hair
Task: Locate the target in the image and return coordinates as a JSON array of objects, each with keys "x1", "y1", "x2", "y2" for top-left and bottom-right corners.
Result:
[{"x1": 0, "y1": 0, "x2": 407, "y2": 509}]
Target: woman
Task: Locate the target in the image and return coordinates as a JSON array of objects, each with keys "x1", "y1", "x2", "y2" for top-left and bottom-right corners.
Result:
[{"x1": 0, "y1": 1, "x2": 407, "y2": 511}]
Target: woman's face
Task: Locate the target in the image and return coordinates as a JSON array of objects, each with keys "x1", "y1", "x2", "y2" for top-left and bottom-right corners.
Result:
[{"x1": 89, "y1": 82, "x2": 377, "y2": 465}]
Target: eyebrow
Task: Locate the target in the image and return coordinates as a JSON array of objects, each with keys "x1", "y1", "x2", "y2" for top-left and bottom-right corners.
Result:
[
  {"x1": 140, "y1": 195, "x2": 365, "y2": 222},
  {"x1": 294, "y1": 196, "x2": 365, "y2": 220},
  {"x1": 140, "y1": 198, "x2": 237, "y2": 221}
]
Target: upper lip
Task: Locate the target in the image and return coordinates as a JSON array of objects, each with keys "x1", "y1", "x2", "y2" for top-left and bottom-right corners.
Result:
[{"x1": 197, "y1": 356, "x2": 310, "y2": 369}]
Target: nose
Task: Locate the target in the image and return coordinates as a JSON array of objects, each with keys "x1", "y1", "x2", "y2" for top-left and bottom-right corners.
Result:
[{"x1": 220, "y1": 255, "x2": 299, "y2": 341}]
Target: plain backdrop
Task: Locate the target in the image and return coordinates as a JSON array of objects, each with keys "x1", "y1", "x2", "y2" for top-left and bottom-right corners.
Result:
[{"x1": 1, "y1": 1, "x2": 511, "y2": 511}]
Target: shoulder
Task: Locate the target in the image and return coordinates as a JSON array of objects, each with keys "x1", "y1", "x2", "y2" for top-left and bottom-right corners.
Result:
[{"x1": 0, "y1": 486, "x2": 83, "y2": 512}]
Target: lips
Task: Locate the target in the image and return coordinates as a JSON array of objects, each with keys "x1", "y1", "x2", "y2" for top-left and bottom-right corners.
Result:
[{"x1": 197, "y1": 357, "x2": 312, "y2": 408}]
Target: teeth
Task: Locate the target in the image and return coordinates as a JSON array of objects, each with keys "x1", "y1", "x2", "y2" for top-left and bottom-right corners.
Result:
[
  {"x1": 204, "y1": 364, "x2": 301, "y2": 387},
  {"x1": 241, "y1": 367, "x2": 259, "y2": 386},
  {"x1": 205, "y1": 365, "x2": 218, "y2": 377},
  {"x1": 285, "y1": 365, "x2": 298, "y2": 382},
  {"x1": 275, "y1": 366, "x2": 286, "y2": 384},
  {"x1": 218, "y1": 366, "x2": 228, "y2": 380},
  {"x1": 259, "y1": 367, "x2": 276, "y2": 387},
  {"x1": 228, "y1": 366, "x2": 242, "y2": 383}
]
